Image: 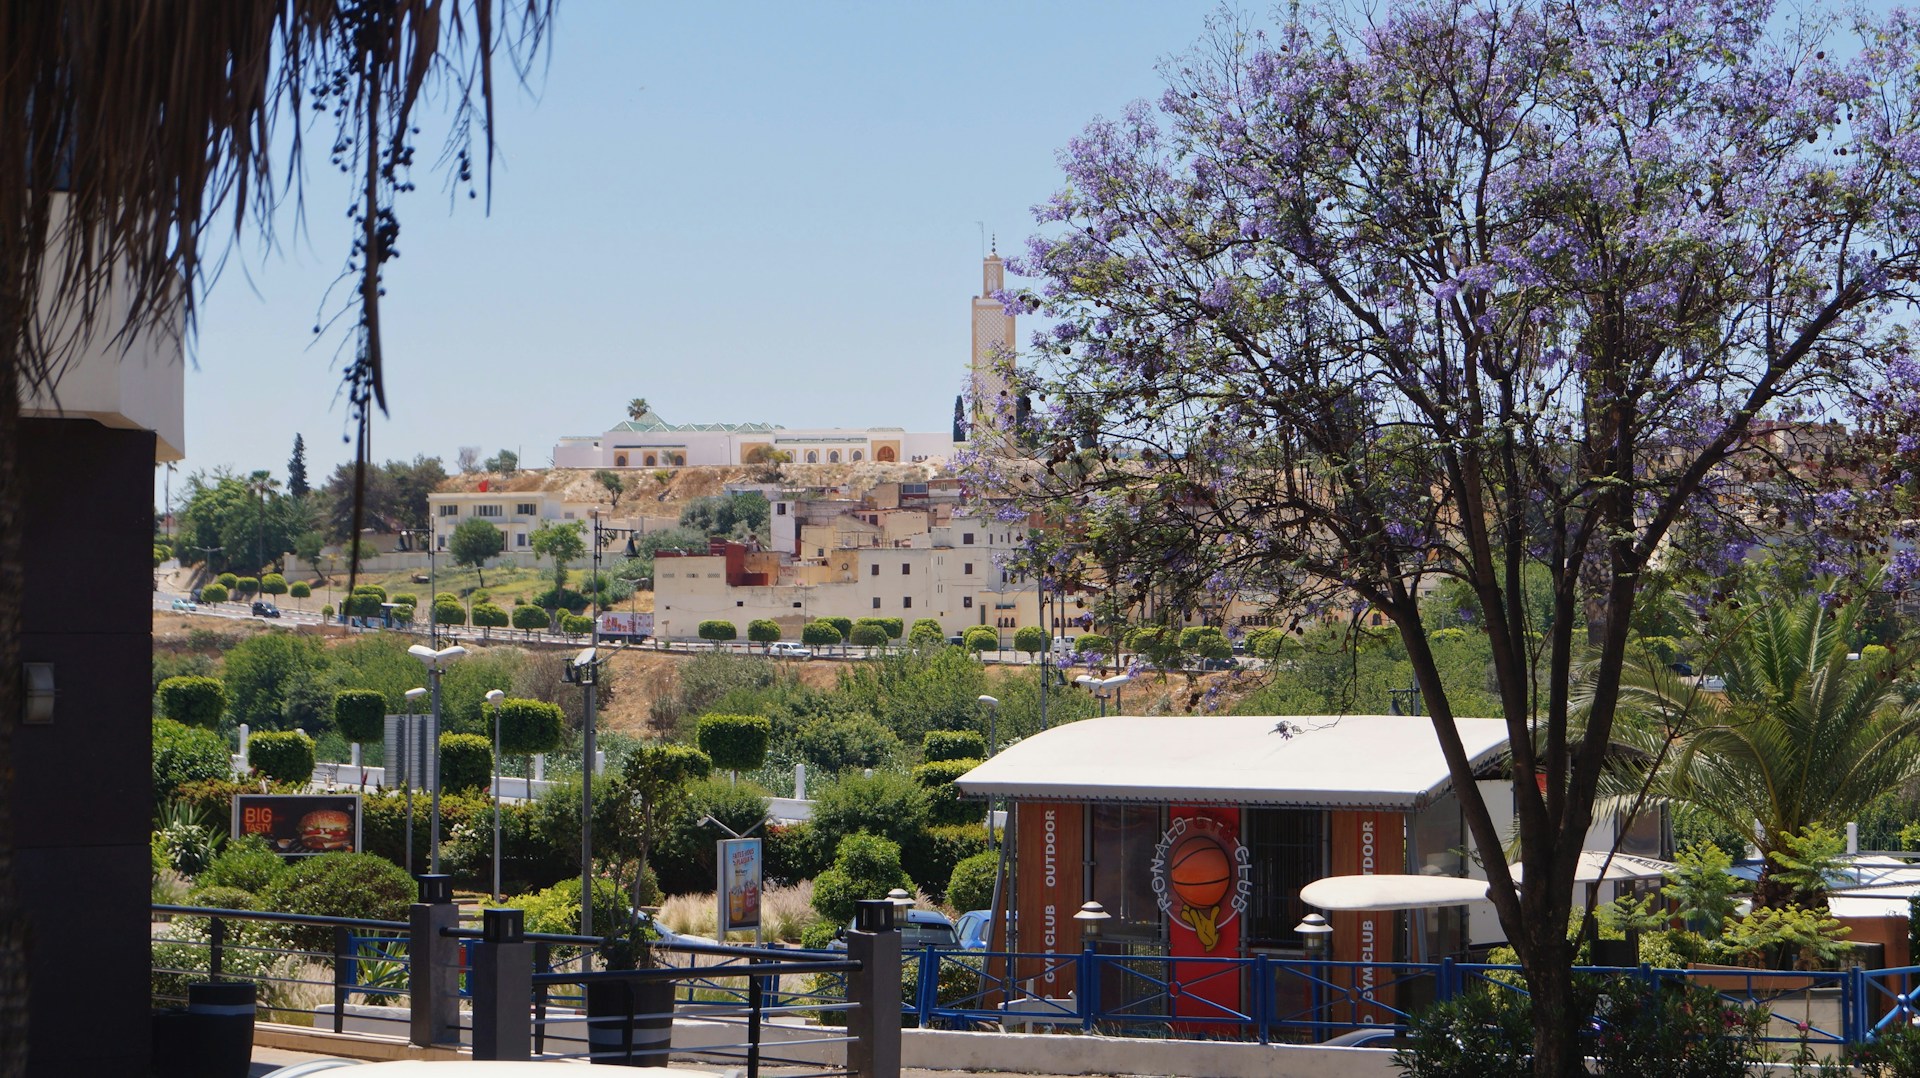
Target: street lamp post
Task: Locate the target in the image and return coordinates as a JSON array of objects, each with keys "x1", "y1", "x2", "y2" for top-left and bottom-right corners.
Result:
[
  {"x1": 565, "y1": 645, "x2": 605, "y2": 935},
  {"x1": 1073, "y1": 673, "x2": 1133, "y2": 717},
  {"x1": 402, "y1": 686, "x2": 427, "y2": 873},
  {"x1": 1294, "y1": 912, "x2": 1333, "y2": 1039},
  {"x1": 486, "y1": 688, "x2": 506, "y2": 902},
  {"x1": 1073, "y1": 900, "x2": 1111, "y2": 1027},
  {"x1": 409, "y1": 644, "x2": 469, "y2": 875}
]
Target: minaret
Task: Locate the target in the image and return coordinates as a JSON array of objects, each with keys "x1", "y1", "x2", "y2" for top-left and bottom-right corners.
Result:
[{"x1": 968, "y1": 240, "x2": 1016, "y2": 443}]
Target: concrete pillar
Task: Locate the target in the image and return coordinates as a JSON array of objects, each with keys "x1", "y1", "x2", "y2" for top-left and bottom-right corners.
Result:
[
  {"x1": 794, "y1": 763, "x2": 807, "y2": 801},
  {"x1": 409, "y1": 875, "x2": 462, "y2": 1047},
  {"x1": 471, "y1": 908, "x2": 533, "y2": 1061},
  {"x1": 846, "y1": 899, "x2": 901, "y2": 1078},
  {"x1": 532, "y1": 754, "x2": 546, "y2": 782}
]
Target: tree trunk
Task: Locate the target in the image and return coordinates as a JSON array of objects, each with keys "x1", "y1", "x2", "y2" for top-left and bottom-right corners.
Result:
[{"x1": 1525, "y1": 931, "x2": 1585, "y2": 1078}]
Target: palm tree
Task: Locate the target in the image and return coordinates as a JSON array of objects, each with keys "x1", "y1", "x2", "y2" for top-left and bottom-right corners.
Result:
[
  {"x1": 248, "y1": 470, "x2": 281, "y2": 575},
  {"x1": 1599, "y1": 582, "x2": 1920, "y2": 909},
  {"x1": 1, "y1": 6, "x2": 553, "y2": 1071},
  {"x1": 627, "y1": 397, "x2": 652, "y2": 422}
]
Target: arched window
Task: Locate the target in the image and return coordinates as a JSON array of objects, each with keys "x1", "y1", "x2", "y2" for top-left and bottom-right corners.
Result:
[
  {"x1": 670, "y1": 453, "x2": 685, "y2": 466},
  {"x1": 614, "y1": 453, "x2": 628, "y2": 467},
  {"x1": 828, "y1": 450, "x2": 841, "y2": 463},
  {"x1": 806, "y1": 450, "x2": 819, "y2": 463},
  {"x1": 643, "y1": 454, "x2": 657, "y2": 466},
  {"x1": 876, "y1": 446, "x2": 896, "y2": 462},
  {"x1": 851, "y1": 450, "x2": 864, "y2": 462}
]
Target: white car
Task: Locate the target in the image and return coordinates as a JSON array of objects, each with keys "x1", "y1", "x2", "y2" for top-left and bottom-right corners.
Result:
[{"x1": 768, "y1": 642, "x2": 814, "y2": 660}]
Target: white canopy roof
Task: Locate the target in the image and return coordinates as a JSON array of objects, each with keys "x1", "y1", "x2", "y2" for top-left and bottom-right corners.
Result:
[
  {"x1": 1508, "y1": 850, "x2": 1675, "y2": 884},
  {"x1": 1301, "y1": 874, "x2": 1491, "y2": 911},
  {"x1": 954, "y1": 714, "x2": 1508, "y2": 810}
]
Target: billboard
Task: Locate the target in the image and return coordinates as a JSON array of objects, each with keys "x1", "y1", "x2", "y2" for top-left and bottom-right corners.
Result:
[
  {"x1": 717, "y1": 837, "x2": 763, "y2": 935},
  {"x1": 599, "y1": 611, "x2": 654, "y2": 640},
  {"x1": 231, "y1": 793, "x2": 363, "y2": 857},
  {"x1": 1013, "y1": 801, "x2": 1083, "y2": 996},
  {"x1": 1153, "y1": 807, "x2": 1250, "y2": 1022}
]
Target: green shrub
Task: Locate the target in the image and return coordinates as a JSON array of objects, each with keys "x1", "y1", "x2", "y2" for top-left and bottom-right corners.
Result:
[
  {"x1": 261, "y1": 853, "x2": 415, "y2": 950},
  {"x1": 289, "y1": 581, "x2": 312, "y2": 599},
  {"x1": 912, "y1": 758, "x2": 983, "y2": 827},
  {"x1": 1588, "y1": 976, "x2": 1767, "y2": 1076},
  {"x1": 922, "y1": 730, "x2": 985, "y2": 763},
  {"x1": 186, "y1": 885, "x2": 259, "y2": 911},
  {"x1": 320, "y1": 603, "x2": 334, "y2": 619},
  {"x1": 501, "y1": 876, "x2": 634, "y2": 939},
  {"x1": 799, "y1": 920, "x2": 839, "y2": 950},
  {"x1": 849, "y1": 623, "x2": 888, "y2": 649},
  {"x1": 332, "y1": 689, "x2": 388, "y2": 744},
  {"x1": 877, "y1": 617, "x2": 903, "y2": 640},
  {"x1": 697, "y1": 713, "x2": 772, "y2": 772},
  {"x1": 908, "y1": 619, "x2": 946, "y2": 647},
  {"x1": 153, "y1": 718, "x2": 231, "y2": 804},
  {"x1": 947, "y1": 851, "x2": 998, "y2": 913},
  {"x1": 247, "y1": 730, "x2": 315, "y2": 784},
  {"x1": 1075, "y1": 633, "x2": 1110, "y2": 656},
  {"x1": 912, "y1": 824, "x2": 990, "y2": 899},
  {"x1": 653, "y1": 779, "x2": 773, "y2": 895},
  {"x1": 432, "y1": 600, "x2": 466, "y2": 626},
  {"x1": 810, "y1": 771, "x2": 930, "y2": 879},
  {"x1": 531, "y1": 586, "x2": 591, "y2": 614},
  {"x1": 826, "y1": 617, "x2": 852, "y2": 642},
  {"x1": 1394, "y1": 989, "x2": 1534, "y2": 1077},
  {"x1": 797, "y1": 715, "x2": 901, "y2": 774},
  {"x1": 747, "y1": 619, "x2": 782, "y2": 645},
  {"x1": 198, "y1": 582, "x2": 230, "y2": 603},
  {"x1": 560, "y1": 613, "x2": 595, "y2": 635},
  {"x1": 512, "y1": 604, "x2": 551, "y2": 632},
  {"x1": 698, "y1": 620, "x2": 738, "y2": 642},
  {"x1": 472, "y1": 602, "x2": 510, "y2": 632},
  {"x1": 1013, "y1": 625, "x2": 1048, "y2": 655},
  {"x1": 235, "y1": 576, "x2": 260, "y2": 597},
  {"x1": 811, "y1": 833, "x2": 914, "y2": 924},
  {"x1": 801, "y1": 619, "x2": 842, "y2": 647},
  {"x1": 216, "y1": 572, "x2": 240, "y2": 589},
  {"x1": 201, "y1": 834, "x2": 287, "y2": 894},
  {"x1": 963, "y1": 627, "x2": 999, "y2": 654},
  {"x1": 498, "y1": 699, "x2": 565, "y2": 756},
  {"x1": 353, "y1": 584, "x2": 389, "y2": 602},
  {"x1": 766, "y1": 823, "x2": 828, "y2": 884},
  {"x1": 260, "y1": 573, "x2": 288, "y2": 596},
  {"x1": 440, "y1": 732, "x2": 494, "y2": 794},
  {"x1": 344, "y1": 591, "x2": 386, "y2": 617}
]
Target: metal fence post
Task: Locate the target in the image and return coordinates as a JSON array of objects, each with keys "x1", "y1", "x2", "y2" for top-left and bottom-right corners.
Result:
[
  {"x1": 472, "y1": 908, "x2": 533, "y2": 1061},
  {"x1": 208, "y1": 916, "x2": 226, "y2": 981},
  {"x1": 409, "y1": 874, "x2": 461, "y2": 1048},
  {"x1": 1078, "y1": 948, "x2": 1096, "y2": 1032},
  {"x1": 747, "y1": 974, "x2": 765, "y2": 1078},
  {"x1": 846, "y1": 899, "x2": 901, "y2": 1078},
  {"x1": 533, "y1": 942, "x2": 551, "y2": 1057},
  {"x1": 1439, "y1": 956, "x2": 1456, "y2": 1004},
  {"x1": 917, "y1": 947, "x2": 937, "y2": 1027},
  {"x1": 333, "y1": 926, "x2": 353, "y2": 1034},
  {"x1": 1254, "y1": 953, "x2": 1270, "y2": 1044}
]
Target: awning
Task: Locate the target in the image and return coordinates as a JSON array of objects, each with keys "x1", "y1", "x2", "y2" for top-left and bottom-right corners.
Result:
[
  {"x1": 1508, "y1": 850, "x2": 1674, "y2": 884},
  {"x1": 1301, "y1": 874, "x2": 1490, "y2": 912},
  {"x1": 955, "y1": 714, "x2": 1509, "y2": 810}
]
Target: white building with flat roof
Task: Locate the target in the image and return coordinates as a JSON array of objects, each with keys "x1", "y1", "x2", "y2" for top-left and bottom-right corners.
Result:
[{"x1": 550, "y1": 414, "x2": 955, "y2": 469}]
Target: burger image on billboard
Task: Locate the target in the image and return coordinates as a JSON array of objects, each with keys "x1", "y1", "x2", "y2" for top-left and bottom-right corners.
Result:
[{"x1": 299, "y1": 809, "x2": 353, "y2": 852}]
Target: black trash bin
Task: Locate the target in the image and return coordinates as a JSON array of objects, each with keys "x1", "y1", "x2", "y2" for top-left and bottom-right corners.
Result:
[
  {"x1": 182, "y1": 981, "x2": 255, "y2": 1078},
  {"x1": 585, "y1": 979, "x2": 673, "y2": 1066}
]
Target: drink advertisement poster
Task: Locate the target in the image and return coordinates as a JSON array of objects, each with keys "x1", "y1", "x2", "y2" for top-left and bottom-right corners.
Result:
[
  {"x1": 231, "y1": 794, "x2": 363, "y2": 857},
  {"x1": 717, "y1": 837, "x2": 764, "y2": 934}
]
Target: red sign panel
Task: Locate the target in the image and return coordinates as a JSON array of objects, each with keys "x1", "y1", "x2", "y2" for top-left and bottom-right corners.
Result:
[
  {"x1": 1329, "y1": 810, "x2": 1405, "y2": 1024},
  {"x1": 1014, "y1": 801, "x2": 1083, "y2": 997},
  {"x1": 1154, "y1": 806, "x2": 1249, "y2": 1022}
]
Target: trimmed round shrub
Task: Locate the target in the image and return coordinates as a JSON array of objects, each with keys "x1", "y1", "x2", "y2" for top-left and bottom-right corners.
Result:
[
  {"x1": 498, "y1": 699, "x2": 565, "y2": 756},
  {"x1": 697, "y1": 619, "x2": 737, "y2": 642},
  {"x1": 512, "y1": 604, "x2": 551, "y2": 632},
  {"x1": 353, "y1": 584, "x2": 388, "y2": 603},
  {"x1": 235, "y1": 577, "x2": 260, "y2": 597},
  {"x1": 849, "y1": 624, "x2": 888, "y2": 649},
  {"x1": 154, "y1": 718, "x2": 231, "y2": 803},
  {"x1": 1075, "y1": 633, "x2": 1111, "y2": 656},
  {"x1": 697, "y1": 713, "x2": 772, "y2": 772},
  {"x1": 809, "y1": 771, "x2": 930, "y2": 871},
  {"x1": 434, "y1": 592, "x2": 460, "y2": 605},
  {"x1": 432, "y1": 600, "x2": 466, "y2": 626},
  {"x1": 877, "y1": 618, "x2": 903, "y2": 640},
  {"x1": 472, "y1": 602, "x2": 510, "y2": 631},
  {"x1": 186, "y1": 884, "x2": 259, "y2": 911},
  {"x1": 440, "y1": 733, "x2": 494, "y2": 794},
  {"x1": 320, "y1": 604, "x2": 334, "y2": 619},
  {"x1": 908, "y1": 619, "x2": 945, "y2": 647},
  {"x1": 912, "y1": 758, "x2": 983, "y2": 827},
  {"x1": 198, "y1": 583, "x2": 230, "y2": 604},
  {"x1": 1013, "y1": 625, "x2": 1048, "y2": 655},
  {"x1": 923, "y1": 730, "x2": 985, "y2": 763},
  {"x1": 963, "y1": 627, "x2": 999, "y2": 654},
  {"x1": 262, "y1": 853, "x2": 415, "y2": 950},
  {"x1": 247, "y1": 730, "x2": 315, "y2": 784},
  {"x1": 947, "y1": 850, "x2": 998, "y2": 914},
  {"x1": 747, "y1": 618, "x2": 782, "y2": 645},
  {"x1": 560, "y1": 613, "x2": 595, "y2": 635},
  {"x1": 826, "y1": 617, "x2": 852, "y2": 642},
  {"x1": 289, "y1": 581, "x2": 312, "y2": 599},
  {"x1": 344, "y1": 591, "x2": 385, "y2": 618},
  {"x1": 259, "y1": 573, "x2": 288, "y2": 597},
  {"x1": 797, "y1": 716, "x2": 900, "y2": 775},
  {"x1": 391, "y1": 592, "x2": 419, "y2": 608},
  {"x1": 158, "y1": 675, "x2": 227, "y2": 728},
  {"x1": 216, "y1": 573, "x2": 239, "y2": 589},
  {"x1": 392, "y1": 603, "x2": 415, "y2": 624},
  {"x1": 1180, "y1": 625, "x2": 1232, "y2": 659},
  {"x1": 811, "y1": 833, "x2": 914, "y2": 925},
  {"x1": 200, "y1": 834, "x2": 287, "y2": 894},
  {"x1": 333, "y1": 689, "x2": 387, "y2": 744},
  {"x1": 801, "y1": 619, "x2": 842, "y2": 647}
]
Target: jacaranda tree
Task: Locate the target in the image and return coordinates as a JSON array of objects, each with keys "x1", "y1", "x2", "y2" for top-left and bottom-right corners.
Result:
[{"x1": 989, "y1": 3, "x2": 1920, "y2": 1072}]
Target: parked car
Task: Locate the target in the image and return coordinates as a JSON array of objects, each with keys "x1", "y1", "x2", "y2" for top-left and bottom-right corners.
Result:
[
  {"x1": 1324, "y1": 1027, "x2": 1399, "y2": 1048},
  {"x1": 768, "y1": 642, "x2": 813, "y2": 660},
  {"x1": 828, "y1": 908, "x2": 957, "y2": 951},
  {"x1": 1197, "y1": 656, "x2": 1239, "y2": 671},
  {"x1": 169, "y1": 598, "x2": 197, "y2": 612},
  {"x1": 251, "y1": 601, "x2": 281, "y2": 618}
]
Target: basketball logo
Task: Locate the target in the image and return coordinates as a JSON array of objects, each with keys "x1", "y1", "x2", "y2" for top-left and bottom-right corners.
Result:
[{"x1": 1152, "y1": 814, "x2": 1250, "y2": 953}]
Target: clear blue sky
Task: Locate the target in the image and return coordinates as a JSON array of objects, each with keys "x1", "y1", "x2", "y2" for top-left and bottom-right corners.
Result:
[{"x1": 174, "y1": 1, "x2": 1222, "y2": 496}]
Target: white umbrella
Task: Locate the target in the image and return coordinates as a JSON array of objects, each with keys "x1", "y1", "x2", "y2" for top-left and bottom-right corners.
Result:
[
  {"x1": 1507, "y1": 850, "x2": 1674, "y2": 884},
  {"x1": 1300, "y1": 873, "x2": 1490, "y2": 912}
]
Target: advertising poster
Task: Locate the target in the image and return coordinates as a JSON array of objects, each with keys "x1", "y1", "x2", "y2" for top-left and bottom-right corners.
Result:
[
  {"x1": 1013, "y1": 800, "x2": 1083, "y2": 997},
  {"x1": 1329, "y1": 809, "x2": 1405, "y2": 1025},
  {"x1": 717, "y1": 837, "x2": 764, "y2": 935},
  {"x1": 231, "y1": 794, "x2": 363, "y2": 857},
  {"x1": 1154, "y1": 806, "x2": 1249, "y2": 1024}
]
